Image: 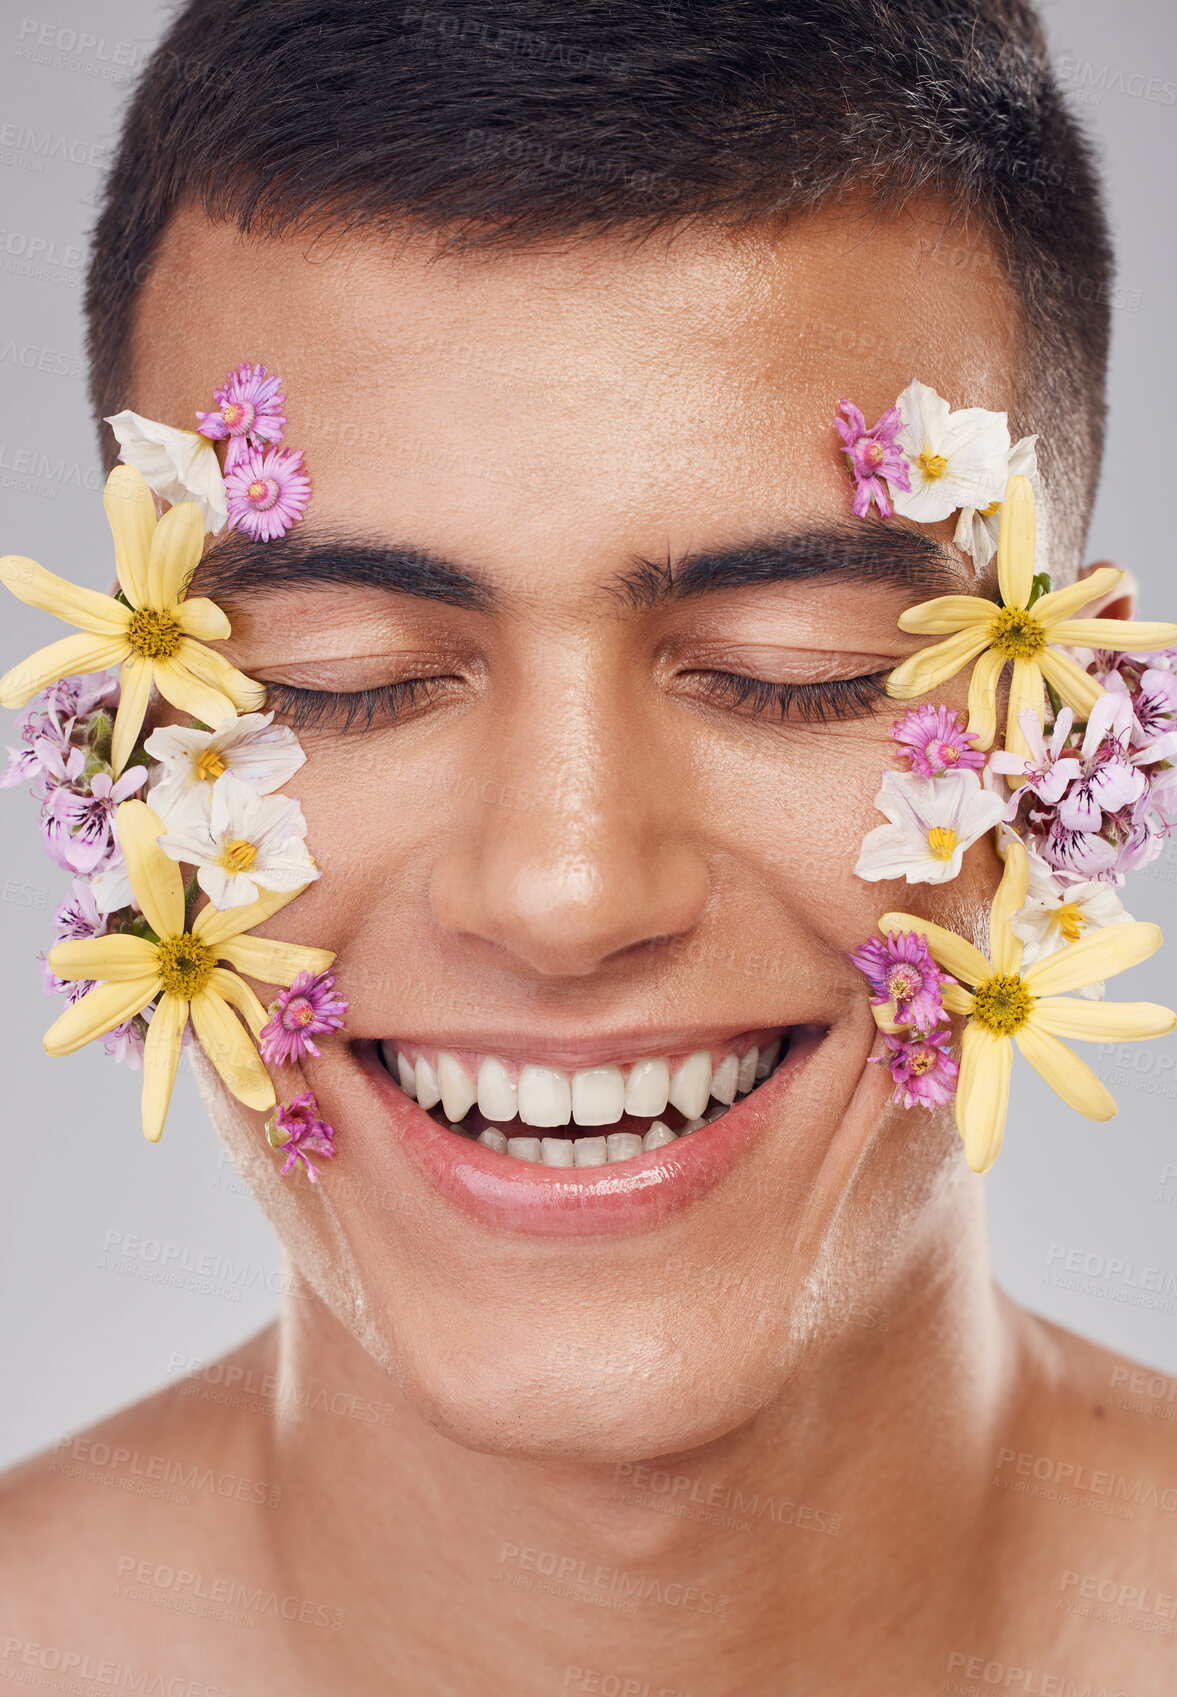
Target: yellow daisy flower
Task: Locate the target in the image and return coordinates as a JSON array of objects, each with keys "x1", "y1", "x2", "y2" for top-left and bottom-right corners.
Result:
[
  {"x1": 880, "y1": 837, "x2": 1176, "y2": 1174},
  {"x1": 43, "y1": 800, "x2": 335, "y2": 1142},
  {"x1": 886, "y1": 475, "x2": 1177, "y2": 758},
  {"x1": 0, "y1": 465, "x2": 263, "y2": 775}
]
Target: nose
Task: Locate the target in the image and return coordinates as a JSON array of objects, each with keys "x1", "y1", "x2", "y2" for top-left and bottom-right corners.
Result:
[{"x1": 428, "y1": 688, "x2": 709, "y2": 978}]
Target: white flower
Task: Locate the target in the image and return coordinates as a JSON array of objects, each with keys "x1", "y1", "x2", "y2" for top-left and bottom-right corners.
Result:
[
  {"x1": 1008, "y1": 835, "x2": 1132, "y2": 1000},
  {"x1": 854, "y1": 769, "x2": 1007, "y2": 885},
  {"x1": 155, "y1": 771, "x2": 318, "y2": 909},
  {"x1": 105, "y1": 410, "x2": 228, "y2": 534},
  {"x1": 144, "y1": 713, "x2": 306, "y2": 823},
  {"x1": 90, "y1": 853, "x2": 133, "y2": 916},
  {"x1": 888, "y1": 380, "x2": 1011, "y2": 525},
  {"x1": 953, "y1": 435, "x2": 1041, "y2": 569}
]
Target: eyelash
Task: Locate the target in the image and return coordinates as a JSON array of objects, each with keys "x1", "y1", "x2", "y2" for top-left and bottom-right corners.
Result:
[{"x1": 263, "y1": 668, "x2": 890, "y2": 733}]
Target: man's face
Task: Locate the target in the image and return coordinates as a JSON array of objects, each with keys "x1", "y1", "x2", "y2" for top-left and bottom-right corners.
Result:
[{"x1": 132, "y1": 203, "x2": 1015, "y2": 1457}]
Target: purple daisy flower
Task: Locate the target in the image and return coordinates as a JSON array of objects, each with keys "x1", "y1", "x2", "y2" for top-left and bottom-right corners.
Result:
[
  {"x1": 43, "y1": 764, "x2": 147, "y2": 875},
  {"x1": 196, "y1": 360, "x2": 287, "y2": 471},
  {"x1": 266, "y1": 1090, "x2": 338, "y2": 1182},
  {"x1": 849, "y1": 930, "x2": 951, "y2": 1032},
  {"x1": 891, "y1": 705, "x2": 986, "y2": 778},
  {"x1": 833, "y1": 399, "x2": 911, "y2": 520},
  {"x1": 259, "y1": 971, "x2": 349, "y2": 1066},
  {"x1": 871, "y1": 1028, "x2": 959, "y2": 1110},
  {"x1": 225, "y1": 445, "x2": 311, "y2": 542}
]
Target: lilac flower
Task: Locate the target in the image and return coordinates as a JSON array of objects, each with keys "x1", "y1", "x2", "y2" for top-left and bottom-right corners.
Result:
[
  {"x1": 43, "y1": 764, "x2": 147, "y2": 874},
  {"x1": 266, "y1": 1091, "x2": 337, "y2": 1182},
  {"x1": 225, "y1": 445, "x2": 310, "y2": 542},
  {"x1": 103, "y1": 1015, "x2": 148, "y2": 1069},
  {"x1": 849, "y1": 931, "x2": 951, "y2": 1031},
  {"x1": 50, "y1": 878, "x2": 103, "y2": 943},
  {"x1": 870, "y1": 1028, "x2": 959, "y2": 1110},
  {"x1": 1054, "y1": 694, "x2": 1145, "y2": 834},
  {"x1": 892, "y1": 705, "x2": 986, "y2": 777},
  {"x1": 196, "y1": 361, "x2": 287, "y2": 470},
  {"x1": 834, "y1": 399, "x2": 911, "y2": 520},
  {"x1": 259, "y1": 971, "x2": 349, "y2": 1065},
  {"x1": 988, "y1": 707, "x2": 1079, "y2": 809}
]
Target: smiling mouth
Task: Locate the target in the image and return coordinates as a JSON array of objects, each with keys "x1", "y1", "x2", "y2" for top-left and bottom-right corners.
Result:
[{"x1": 375, "y1": 1030, "x2": 790, "y2": 1167}]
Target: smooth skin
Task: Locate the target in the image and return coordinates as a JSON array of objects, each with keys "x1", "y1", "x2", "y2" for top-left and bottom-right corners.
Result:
[{"x1": 1, "y1": 200, "x2": 1172, "y2": 1694}]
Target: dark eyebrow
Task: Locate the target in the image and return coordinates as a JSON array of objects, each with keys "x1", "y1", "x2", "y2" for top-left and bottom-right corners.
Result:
[{"x1": 189, "y1": 521, "x2": 966, "y2": 610}]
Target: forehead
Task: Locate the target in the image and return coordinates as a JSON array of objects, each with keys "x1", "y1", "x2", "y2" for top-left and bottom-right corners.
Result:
[{"x1": 131, "y1": 203, "x2": 1017, "y2": 570}]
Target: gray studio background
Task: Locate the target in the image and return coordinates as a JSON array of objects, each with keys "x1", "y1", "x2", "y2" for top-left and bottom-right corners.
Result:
[{"x1": 0, "y1": 0, "x2": 1174, "y2": 1468}]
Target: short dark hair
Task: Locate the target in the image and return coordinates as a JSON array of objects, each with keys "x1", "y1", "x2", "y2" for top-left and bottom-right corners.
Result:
[{"x1": 86, "y1": 0, "x2": 1112, "y2": 570}]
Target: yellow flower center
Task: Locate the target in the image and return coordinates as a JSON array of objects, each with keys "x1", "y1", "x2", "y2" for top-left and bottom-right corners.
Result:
[
  {"x1": 988, "y1": 604, "x2": 1047, "y2": 660},
  {"x1": 927, "y1": 826, "x2": 958, "y2": 861},
  {"x1": 907, "y1": 1045, "x2": 938, "y2": 1076},
  {"x1": 1052, "y1": 903, "x2": 1086, "y2": 944},
  {"x1": 918, "y1": 450, "x2": 949, "y2": 480},
  {"x1": 194, "y1": 747, "x2": 227, "y2": 782},
  {"x1": 971, "y1": 972, "x2": 1035, "y2": 1037},
  {"x1": 980, "y1": 500, "x2": 1001, "y2": 516},
  {"x1": 218, "y1": 838, "x2": 258, "y2": 872},
  {"x1": 156, "y1": 933, "x2": 215, "y2": 999},
  {"x1": 127, "y1": 606, "x2": 182, "y2": 661},
  {"x1": 248, "y1": 478, "x2": 268, "y2": 503}
]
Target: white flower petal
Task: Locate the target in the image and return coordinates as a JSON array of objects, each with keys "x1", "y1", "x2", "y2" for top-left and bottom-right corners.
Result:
[{"x1": 105, "y1": 411, "x2": 228, "y2": 534}]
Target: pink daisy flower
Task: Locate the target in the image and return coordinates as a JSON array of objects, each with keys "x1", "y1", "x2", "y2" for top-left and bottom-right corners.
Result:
[
  {"x1": 266, "y1": 1090, "x2": 337, "y2": 1182},
  {"x1": 260, "y1": 970, "x2": 349, "y2": 1066},
  {"x1": 871, "y1": 1028, "x2": 959, "y2": 1110},
  {"x1": 196, "y1": 361, "x2": 287, "y2": 470},
  {"x1": 849, "y1": 930, "x2": 951, "y2": 1032},
  {"x1": 833, "y1": 399, "x2": 911, "y2": 520},
  {"x1": 891, "y1": 705, "x2": 986, "y2": 777},
  {"x1": 225, "y1": 446, "x2": 311, "y2": 542}
]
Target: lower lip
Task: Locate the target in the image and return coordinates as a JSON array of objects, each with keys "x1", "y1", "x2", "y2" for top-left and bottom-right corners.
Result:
[{"x1": 353, "y1": 1028, "x2": 825, "y2": 1236}]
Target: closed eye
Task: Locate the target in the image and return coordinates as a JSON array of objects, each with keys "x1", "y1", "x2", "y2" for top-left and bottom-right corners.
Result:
[{"x1": 686, "y1": 669, "x2": 890, "y2": 723}]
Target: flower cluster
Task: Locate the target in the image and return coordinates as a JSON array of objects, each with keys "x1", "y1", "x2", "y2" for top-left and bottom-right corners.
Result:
[
  {"x1": 847, "y1": 932, "x2": 960, "y2": 1109},
  {"x1": 0, "y1": 457, "x2": 345, "y2": 1175},
  {"x1": 105, "y1": 359, "x2": 310, "y2": 544}
]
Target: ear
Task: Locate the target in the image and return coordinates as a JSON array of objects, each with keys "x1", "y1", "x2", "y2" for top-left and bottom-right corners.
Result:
[{"x1": 1077, "y1": 560, "x2": 1138, "y2": 622}]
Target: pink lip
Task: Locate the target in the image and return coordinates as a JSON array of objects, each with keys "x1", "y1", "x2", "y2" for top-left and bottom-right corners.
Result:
[{"x1": 352, "y1": 1026, "x2": 826, "y2": 1236}]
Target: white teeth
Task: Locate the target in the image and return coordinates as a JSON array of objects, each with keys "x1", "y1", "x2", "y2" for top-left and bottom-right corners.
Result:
[
  {"x1": 706, "y1": 1102, "x2": 730, "y2": 1122},
  {"x1": 755, "y1": 1038, "x2": 781, "y2": 1080},
  {"x1": 541, "y1": 1137, "x2": 575, "y2": 1167},
  {"x1": 438, "y1": 1051, "x2": 477, "y2": 1122},
  {"x1": 623, "y1": 1057, "x2": 670, "y2": 1117},
  {"x1": 606, "y1": 1132, "x2": 643, "y2": 1162},
  {"x1": 415, "y1": 1054, "x2": 442, "y2": 1110},
  {"x1": 571, "y1": 1065, "x2": 625, "y2": 1126},
  {"x1": 506, "y1": 1136, "x2": 542, "y2": 1162},
  {"x1": 478, "y1": 1127, "x2": 507, "y2": 1153},
  {"x1": 477, "y1": 1057, "x2": 518, "y2": 1122},
  {"x1": 679, "y1": 1117, "x2": 707, "y2": 1134},
  {"x1": 387, "y1": 1047, "x2": 416, "y2": 1098},
  {"x1": 517, "y1": 1065, "x2": 573, "y2": 1128},
  {"x1": 710, "y1": 1052, "x2": 739, "y2": 1105},
  {"x1": 737, "y1": 1046, "x2": 759, "y2": 1094},
  {"x1": 643, "y1": 1121, "x2": 677, "y2": 1150},
  {"x1": 668, "y1": 1050, "x2": 712, "y2": 1118},
  {"x1": 572, "y1": 1136, "x2": 607, "y2": 1167}
]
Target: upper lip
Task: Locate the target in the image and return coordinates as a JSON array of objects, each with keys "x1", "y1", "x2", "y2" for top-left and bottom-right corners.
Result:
[{"x1": 354, "y1": 1022, "x2": 793, "y2": 1070}]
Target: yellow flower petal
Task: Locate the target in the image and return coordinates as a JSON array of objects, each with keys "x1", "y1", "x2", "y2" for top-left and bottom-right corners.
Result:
[
  {"x1": 895, "y1": 595, "x2": 995, "y2": 635},
  {"x1": 885, "y1": 625, "x2": 992, "y2": 700},
  {"x1": 878, "y1": 911, "x2": 991, "y2": 987},
  {"x1": 216, "y1": 934, "x2": 337, "y2": 989},
  {"x1": 1037, "y1": 647, "x2": 1104, "y2": 719},
  {"x1": 1015, "y1": 1022, "x2": 1117, "y2": 1121},
  {"x1": 955, "y1": 1024, "x2": 1011, "y2": 1174},
  {"x1": 870, "y1": 998, "x2": 905, "y2": 1034},
  {"x1": 995, "y1": 475, "x2": 1036, "y2": 610},
  {"x1": 110, "y1": 654, "x2": 155, "y2": 778},
  {"x1": 206, "y1": 966, "x2": 269, "y2": 1039},
  {"x1": 47, "y1": 934, "x2": 160, "y2": 982},
  {"x1": 1032, "y1": 567, "x2": 1124, "y2": 629},
  {"x1": 988, "y1": 837, "x2": 1027, "y2": 974},
  {"x1": 140, "y1": 992, "x2": 188, "y2": 1143},
  {"x1": 1047, "y1": 619, "x2": 1177, "y2": 652},
  {"x1": 0, "y1": 556, "x2": 131, "y2": 636},
  {"x1": 177, "y1": 638, "x2": 267, "y2": 713},
  {"x1": 43, "y1": 975, "x2": 159, "y2": 1056},
  {"x1": 150, "y1": 656, "x2": 238, "y2": 728},
  {"x1": 193, "y1": 881, "x2": 311, "y2": 945},
  {"x1": 189, "y1": 989, "x2": 276, "y2": 1111},
  {"x1": 1004, "y1": 656, "x2": 1044, "y2": 757},
  {"x1": 966, "y1": 646, "x2": 1006, "y2": 750},
  {"x1": 942, "y1": 984, "x2": 976, "y2": 1015},
  {"x1": 1032, "y1": 998, "x2": 1177, "y2": 1042},
  {"x1": 115, "y1": 799, "x2": 186, "y2": 939},
  {"x1": 0, "y1": 632, "x2": 130, "y2": 709},
  {"x1": 147, "y1": 499, "x2": 204, "y2": 610},
  {"x1": 1023, "y1": 920, "x2": 1162, "y2": 996},
  {"x1": 103, "y1": 465, "x2": 156, "y2": 607},
  {"x1": 173, "y1": 597, "x2": 231, "y2": 642}
]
